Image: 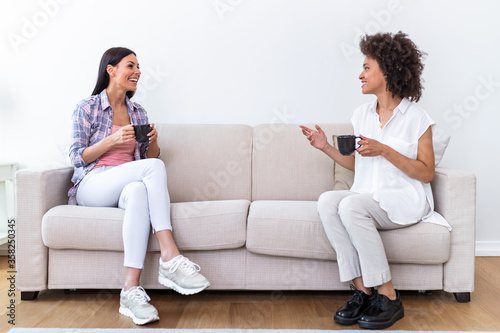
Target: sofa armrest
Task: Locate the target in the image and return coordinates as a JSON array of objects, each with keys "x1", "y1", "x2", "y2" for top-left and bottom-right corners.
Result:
[
  {"x1": 431, "y1": 167, "x2": 476, "y2": 294},
  {"x1": 15, "y1": 166, "x2": 74, "y2": 292}
]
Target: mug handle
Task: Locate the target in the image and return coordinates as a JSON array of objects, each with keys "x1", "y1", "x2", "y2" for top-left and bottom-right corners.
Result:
[{"x1": 355, "y1": 136, "x2": 362, "y2": 150}]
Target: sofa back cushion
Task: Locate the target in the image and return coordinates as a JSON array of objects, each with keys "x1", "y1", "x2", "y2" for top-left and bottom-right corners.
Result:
[
  {"x1": 252, "y1": 123, "x2": 353, "y2": 201},
  {"x1": 155, "y1": 124, "x2": 253, "y2": 203}
]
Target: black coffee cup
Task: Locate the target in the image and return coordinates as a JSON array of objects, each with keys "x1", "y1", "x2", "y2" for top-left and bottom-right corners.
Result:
[
  {"x1": 134, "y1": 124, "x2": 151, "y2": 143},
  {"x1": 337, "y1": 135, "x2": 361, "y2": 156}
]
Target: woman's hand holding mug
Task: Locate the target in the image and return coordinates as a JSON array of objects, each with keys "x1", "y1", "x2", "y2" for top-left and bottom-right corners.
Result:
[
  {"x1": 112, "y1": 124, "x2": 135, "y2": 145},
  {"x1": 356, "y1": 135, "x2": 386, "y2": 157},
  {"x1": 147, "y1": 123, "x2": 158, "y2": 143}
]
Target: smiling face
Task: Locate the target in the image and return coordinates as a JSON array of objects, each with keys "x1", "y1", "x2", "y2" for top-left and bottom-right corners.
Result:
[
  {"x1": 106, "y1": 53, "x2": 141, "y2": 92},
  {"x1": 359, "y1": 57, "x2": 387, "y2": 96}
]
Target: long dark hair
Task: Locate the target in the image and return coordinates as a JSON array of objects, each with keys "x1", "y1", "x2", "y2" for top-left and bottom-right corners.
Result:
[{"x1": 91, "y1": 47, "x2": 137, "y2": 98}]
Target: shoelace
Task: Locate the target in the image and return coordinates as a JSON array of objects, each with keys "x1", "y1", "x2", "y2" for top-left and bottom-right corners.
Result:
[
  {"x1": 346, "y1": 284, "x2": 363, "y2": 305},
  {"x1": 370, "y1": 294, "x2": 385, "y2": 310},
  {"x1": 127, "y1": 286, "x2": 151, "y2": 305},
  {"x1": 347, "y1": 284, "x2": 374, "y2": 306},
  {"x1": 348, "y1": 289, "x2": 366, "y2": 306},
  {"x1": 169, "y1": 256, "x2": 201, "y2": 276}
]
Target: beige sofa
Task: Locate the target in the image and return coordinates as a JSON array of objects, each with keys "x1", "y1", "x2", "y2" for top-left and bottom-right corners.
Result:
[{"x1": 15, "y1": 124, "x2": 476, "y2": 302}]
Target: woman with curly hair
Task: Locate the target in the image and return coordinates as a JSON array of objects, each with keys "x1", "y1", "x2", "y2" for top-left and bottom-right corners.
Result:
[{"x1": 300, "y1": 32, "x2": 449, "y2": 329}]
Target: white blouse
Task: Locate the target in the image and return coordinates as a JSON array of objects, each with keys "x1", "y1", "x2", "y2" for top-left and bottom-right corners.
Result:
[{"x1": 349, "y1": 98, "x2": 451, "y2": 230}]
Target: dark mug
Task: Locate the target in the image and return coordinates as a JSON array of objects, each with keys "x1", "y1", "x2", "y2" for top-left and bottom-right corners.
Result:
[
  {"x1": 134, "y1": 124, "x2": 151, "y2": 143},
  {"x1": 337, "y1": 135, "x2": 361, "y2": 156}
]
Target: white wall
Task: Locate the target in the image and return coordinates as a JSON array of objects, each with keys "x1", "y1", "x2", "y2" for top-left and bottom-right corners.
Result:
[{"x1": 1, "y1": 0, "x2": 499, "y2": 255}]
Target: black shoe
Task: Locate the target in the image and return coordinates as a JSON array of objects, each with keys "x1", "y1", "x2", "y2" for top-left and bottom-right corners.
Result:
[
  {"x1": 358, "y1": 290, "x2": 404, "y2": 330},
  {"x1": 334, "y1": 286, "x2": 376, "y2": 325}
]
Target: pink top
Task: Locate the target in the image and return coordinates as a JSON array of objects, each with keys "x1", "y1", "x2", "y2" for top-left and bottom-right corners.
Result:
[{"x1": 95, "y1": 125, "x2": 135, "y2": 168}]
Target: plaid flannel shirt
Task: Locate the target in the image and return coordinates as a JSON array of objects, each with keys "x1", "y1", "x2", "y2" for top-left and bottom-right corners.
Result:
[{"x1": 68, "y1": 89, "x2": 150, "y2": 197}]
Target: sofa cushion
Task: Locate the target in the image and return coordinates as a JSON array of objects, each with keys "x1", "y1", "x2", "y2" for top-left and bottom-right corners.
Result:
[
  {"x1": 170, "y1": 200, "x2": 250, "y2": 250},
  {"x1": 42, "y1": 200, "x2": 250, "y2": 252},
  {"x1": 42, "y1": 206, "x2": 125, "y2": 251},
  {"x1": 156, "y1": 124, "x2": 253, "y2": 203},
  {"x1": 251, "y1": 124, "x2": 354, "y2": 201},
  {"x1": 247, "y1": 200, "x2": 451, "y2": 264},
  {"x1": 432, "y1": 125, "x2": 451, "y2": 166},
  {"x1": 247, "y1": 201, "x2": 336, "y2": 260},
  {"x1": 380, "y1": 222, "x2": 450, "y2": 264}
]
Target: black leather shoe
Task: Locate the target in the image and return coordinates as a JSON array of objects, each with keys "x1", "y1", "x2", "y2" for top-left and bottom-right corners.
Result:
[
  {"x1": 358, "y1": 290, "x2": 404, "y2": 330},
  {"x1": 334, "y1": 286, "x2": 376, "y2": 325}
]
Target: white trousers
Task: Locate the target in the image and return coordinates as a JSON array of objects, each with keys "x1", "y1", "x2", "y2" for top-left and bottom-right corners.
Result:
[
  {"x1": 317, "y1": 190, "x2": 421, "y2": 288},
  {"x1": 76, "y1": 159, "x2": 172, "y2": 269}
]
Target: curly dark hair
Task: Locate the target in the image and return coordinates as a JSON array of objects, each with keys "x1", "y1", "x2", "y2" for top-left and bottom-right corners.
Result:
[{"x1": 359, "y1": 32, "x2": 426, "y2": 102}]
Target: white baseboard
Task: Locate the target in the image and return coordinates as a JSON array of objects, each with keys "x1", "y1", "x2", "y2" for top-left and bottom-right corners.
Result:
[{"x1": 475, "y1": 241, "x2": 500, "y2": 256}]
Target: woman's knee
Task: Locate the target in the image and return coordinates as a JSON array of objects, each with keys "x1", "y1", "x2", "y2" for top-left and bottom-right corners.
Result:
[
  {"x1": 120, "y1": 182, "x2": 148, "y2": 205},
  {"x1": 142, "y1": 158, "x2": 166, "y2": 178},
  {"x1": 318, "y1": 191, "x2": 336, "y2": 213},
  {"x1": 147, "y1": 158, "x2": 165, "y2": 169},
  {"x1": 338, "y1": 195, "x2": 359, "y2": 216},
  {"x1": 338, "y1": 194, "x2": 373, "y2": 229},
  {"x1": 318, "y1": 191, "x2": 351, "y2": 214}
]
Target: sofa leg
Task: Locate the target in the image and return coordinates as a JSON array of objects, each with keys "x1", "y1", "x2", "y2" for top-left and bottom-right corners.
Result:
[
  {"x1": 454, "y1": 292, "x2": 471, "y2": 303},
  {"x1": 21, "y1": 291, "x2": 40, "y2": 301}
]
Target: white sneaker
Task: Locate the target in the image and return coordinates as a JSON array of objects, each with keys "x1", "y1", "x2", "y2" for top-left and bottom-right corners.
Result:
[
  {"x1": 119, "y1": 286, "x2": 159, "y2": 325},
  {"x1": 158, "y1": 255, "x2": 210, "y2": 295}
]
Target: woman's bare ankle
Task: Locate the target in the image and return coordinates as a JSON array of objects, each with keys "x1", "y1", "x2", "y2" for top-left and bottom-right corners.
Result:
[
  {"x1": 377, "y1": 286, "x2": 397, "y2": 300},
  {"x1": 161, "y1": 251, "x2": 181, "y2": 263},
  {"x1": 123, "y1": 283, "x2": 139, "y2": 292}
]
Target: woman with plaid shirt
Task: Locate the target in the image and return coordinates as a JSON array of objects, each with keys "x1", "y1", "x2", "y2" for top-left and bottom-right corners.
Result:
[{"x1": 69, "y1": 47, "x2": 210, "y2": 326}]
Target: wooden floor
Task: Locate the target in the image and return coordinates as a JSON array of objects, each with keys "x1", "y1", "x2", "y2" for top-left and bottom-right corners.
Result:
[{"x1": 1, "y1": 256, "x2": 500, "y2": 331}]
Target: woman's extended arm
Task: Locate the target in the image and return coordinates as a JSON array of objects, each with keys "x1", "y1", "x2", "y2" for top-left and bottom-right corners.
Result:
[
  {"x1": 300, "y1": 125, "x2": 355, "y2": 171},
  {"x1": 357, "y1": 126, "x2": 435, "y2": 183}
]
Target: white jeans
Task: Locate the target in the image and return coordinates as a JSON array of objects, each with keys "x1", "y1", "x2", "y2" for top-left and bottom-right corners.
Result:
[
  {"x1": 317, "y1": 190, "x2": 422, "y2": 288},
  {"x1": 76, "y1": 159, "x2": 172, "y2": 269}
]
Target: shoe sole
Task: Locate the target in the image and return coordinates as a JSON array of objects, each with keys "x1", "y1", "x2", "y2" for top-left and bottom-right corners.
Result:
[
  {"x1": 119, "y1": 305, "x2": 160, "y2": 325},
  {"x1": 158, "y1": 274, "x2": 210, "y2": 295},
  {"x1": 358, "y1": 307, "x2": 404, "y2": 330},
  {"x1": 334, "y1": 313, "x2": 362, "y2": 325}
]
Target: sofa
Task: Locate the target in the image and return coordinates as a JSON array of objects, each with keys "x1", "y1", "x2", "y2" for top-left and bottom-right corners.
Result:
[{"x1": 15, "y1": 123, "x2": 476, "y2": 302}]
